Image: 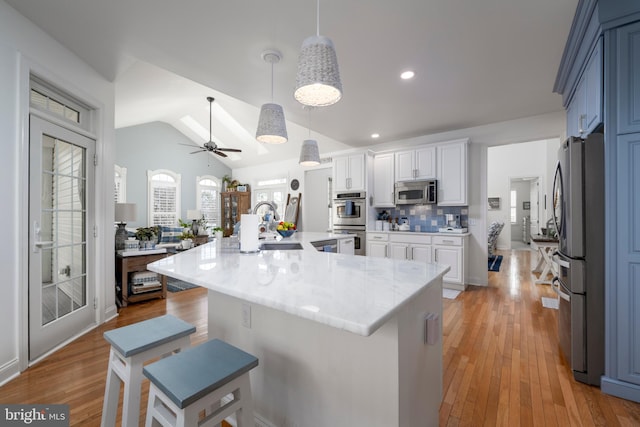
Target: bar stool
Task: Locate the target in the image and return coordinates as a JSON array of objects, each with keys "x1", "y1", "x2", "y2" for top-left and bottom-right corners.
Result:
[
  {"x1": 101, "y1": 314, "x2": 197, "y2": 427},
  {"x1": 143, "y1": 339, "x2": 259, "y2": 427}
]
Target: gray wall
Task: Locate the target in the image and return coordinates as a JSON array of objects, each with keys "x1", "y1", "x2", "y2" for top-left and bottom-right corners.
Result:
[{"x1": 115, "y1": 121, "x2": 232, "y2": 228}]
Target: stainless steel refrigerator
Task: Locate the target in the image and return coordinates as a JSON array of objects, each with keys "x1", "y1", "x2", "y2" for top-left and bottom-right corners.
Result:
[{"x1": 552, "y1": 133, "x2": 604, "y2": 386}]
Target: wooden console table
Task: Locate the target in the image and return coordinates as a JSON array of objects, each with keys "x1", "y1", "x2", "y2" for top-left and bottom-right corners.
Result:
[{"x1": 115, "y1": 249, "x2": 168, "y2": 307}]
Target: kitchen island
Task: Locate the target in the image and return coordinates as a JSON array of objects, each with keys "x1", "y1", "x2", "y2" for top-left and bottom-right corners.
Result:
[{"x1": 148, "y1": 232, "x2": 449, "y2": 426}]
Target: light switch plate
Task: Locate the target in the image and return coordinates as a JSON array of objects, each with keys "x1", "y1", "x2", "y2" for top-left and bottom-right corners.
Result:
[{"x1": 242, "y1": 303, "x2": 251, "y2": 328}]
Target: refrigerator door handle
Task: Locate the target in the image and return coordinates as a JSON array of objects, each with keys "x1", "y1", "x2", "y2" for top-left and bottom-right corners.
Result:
[{"x1": 552, "y1": 276, "x2": 571, "y2": 302}]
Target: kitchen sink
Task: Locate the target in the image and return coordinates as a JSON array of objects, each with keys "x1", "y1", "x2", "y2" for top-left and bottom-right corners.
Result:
[{"x1": 260, "y1": 242, "x2": 304, "y2": 250}]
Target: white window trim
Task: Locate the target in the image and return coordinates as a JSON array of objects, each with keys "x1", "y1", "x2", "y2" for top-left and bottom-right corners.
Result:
[
  {"x1": 196, "y1": 175, "x2": 221, "y2": 232},
  {"x1": 147, "y1": 169, "x2": 181, "y2": 226},
  {"x1": 114, "y1": 164, "x2": 127, "y2": 203}
]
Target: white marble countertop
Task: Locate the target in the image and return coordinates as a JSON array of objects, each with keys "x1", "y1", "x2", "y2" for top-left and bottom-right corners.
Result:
[{"x1": 147, "y1": 232, "x2": 449, "y2": 337}]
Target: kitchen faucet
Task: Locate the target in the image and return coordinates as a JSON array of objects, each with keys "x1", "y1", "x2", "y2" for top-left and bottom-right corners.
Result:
[{"x1": 253, "y1": 201, "x2": 280, "y2": 221}]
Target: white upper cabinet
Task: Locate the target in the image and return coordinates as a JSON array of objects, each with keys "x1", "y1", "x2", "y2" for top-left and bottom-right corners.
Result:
[
  {"x1": 436, "y1": 139, "x2": 468, "y2": 206},
  {"x1": 395, "y1": 146, "x2": 436, "y2": 181},
  {"x1": 372, "y1": 153, "x2": 395, "y2": 207},
  {"x1": 333, "y1": 153, "x2": 366, "y2": 192}
]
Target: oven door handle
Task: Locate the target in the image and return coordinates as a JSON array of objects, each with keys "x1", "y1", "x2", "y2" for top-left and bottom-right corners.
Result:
[{"x1": 551, "y1": 276, "x2": 570, "y2": 302}]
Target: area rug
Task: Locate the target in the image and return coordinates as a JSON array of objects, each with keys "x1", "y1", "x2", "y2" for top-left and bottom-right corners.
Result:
[
  {"x1": 166, "y1": 279, "x2": 200, "y2": 293},
  {"x1": 541, "y1": 297, "x2": 559, "y2": 309},
  {"x1": 443, "y1": 289, "x2": 461, "y2": 300},
  {"x1": 488, "y1": 255, "x2": 503, "y2": 272}
]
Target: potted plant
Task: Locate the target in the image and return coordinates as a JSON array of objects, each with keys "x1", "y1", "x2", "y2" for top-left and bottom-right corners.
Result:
[
  {"x1": 135, "y1": 226, "x2": 159, "y2": 249},
  {"x1": 212, "y1": 226, "x2": 224, "y2": 240},
  {"x1": 222, "y1": 175, "x2": 232, "y2": 192},
  {"x1": 179, "y1": 230, "x2": 195, "y2": 249}
]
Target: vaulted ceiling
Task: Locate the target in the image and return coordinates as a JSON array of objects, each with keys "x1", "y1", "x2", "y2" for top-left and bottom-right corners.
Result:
[{"x1": 7, "y1": 0, "x2": 578, "y2": 167}]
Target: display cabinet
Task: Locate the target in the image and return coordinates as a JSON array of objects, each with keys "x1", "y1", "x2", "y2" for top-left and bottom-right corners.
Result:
[{"x1": 221, "y1": 191, "x2": 252, "y2": 236}]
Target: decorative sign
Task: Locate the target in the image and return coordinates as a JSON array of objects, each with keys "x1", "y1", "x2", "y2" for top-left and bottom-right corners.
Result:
[{"x1": 488, "y1": 197, "x2": 500, "y2": 210}]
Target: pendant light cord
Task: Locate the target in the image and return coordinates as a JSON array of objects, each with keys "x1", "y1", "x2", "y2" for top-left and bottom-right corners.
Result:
[
  {"x1": 271, "y1": 60, "x2": 274, "y2": 102},
  {"x1": 209, "y1": 99, "x2": 212, "y2": 142},
  {"x1": 316, "y1": 0, "x2": 320, "y2": 36}
]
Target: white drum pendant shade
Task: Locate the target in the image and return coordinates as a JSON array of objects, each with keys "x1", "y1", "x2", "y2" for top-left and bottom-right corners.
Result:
[
  {"x1": 294, "y1": 35, "x2": 343, "y2": 107},
  {"x1": 299, "y1": 139, "x2": 320, "y2": 166},
  {"x1": 256, "y1": 103, "x2": 288, "y2": 144}
]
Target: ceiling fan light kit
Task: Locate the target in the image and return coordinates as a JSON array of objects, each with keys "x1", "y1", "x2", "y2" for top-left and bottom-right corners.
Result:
[
  {"x1": 299, "y1": 139, "x2": 320, "y2": 166},
  {"x1": 256, "y1": 50, "x2": 288, "y2": 144}
]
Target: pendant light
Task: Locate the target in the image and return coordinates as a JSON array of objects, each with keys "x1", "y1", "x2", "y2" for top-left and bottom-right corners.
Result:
[
  {"x1": 256, "y1": 50, "x2": 288, "y2": 144},
  {"x1": 294, "y1": 0, "x2": 343, "y2": 107},
  {"x1": 299, "y1": 107, "x2": 320, "y2": 166}
]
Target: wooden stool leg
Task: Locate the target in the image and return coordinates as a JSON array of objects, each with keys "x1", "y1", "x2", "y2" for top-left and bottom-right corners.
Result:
[{"x1": 102, "y1": 348, "x2": 123, "y2": 427}]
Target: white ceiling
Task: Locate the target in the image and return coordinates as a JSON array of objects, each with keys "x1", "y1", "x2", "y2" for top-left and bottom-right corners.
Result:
[{"x1": 7, "y1": 0, "x2": 578, "y2": 168}]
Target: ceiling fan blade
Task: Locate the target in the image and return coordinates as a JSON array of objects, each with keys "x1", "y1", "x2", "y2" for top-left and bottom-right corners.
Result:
[
  {"x1": 179, "y1": 143, "x2": 198, "y2": 147},
  {"x1": 189, "y1": 149, "x2": 206, "y2": 154},
  {"x1": 216, "y1": 147, "x2": 242, "y2": 153},
  {"x1": 213, "y1": 150, "x2": 228, "y2": 158}
]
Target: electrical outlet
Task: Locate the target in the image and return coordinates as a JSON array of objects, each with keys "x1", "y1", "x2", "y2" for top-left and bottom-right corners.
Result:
[
  {"x1": 461, "y1": 208, "x2": 468, "y2": 215},
  {"x1": 241, "y1": 303, "x2": 251, "y2": 328}
]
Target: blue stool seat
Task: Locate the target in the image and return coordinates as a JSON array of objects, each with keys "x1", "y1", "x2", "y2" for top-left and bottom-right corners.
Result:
[
  {"x1": 101, "y1": 315, "x2": 196, "y2": 427},
  {"x1": 143, "y1": 339, "x2": 259, "y2": 426}
]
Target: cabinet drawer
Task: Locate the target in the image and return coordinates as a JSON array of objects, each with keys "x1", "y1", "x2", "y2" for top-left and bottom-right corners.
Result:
[
  {"x1": 432, "y1": 236, "x2": 462, "y2": 246},
  {"x1": 389, "y1": 233, "x2": 432, "y2": 244},
  {"x1": 367, "y1": 233, "x2": 389, "y2": 242}
]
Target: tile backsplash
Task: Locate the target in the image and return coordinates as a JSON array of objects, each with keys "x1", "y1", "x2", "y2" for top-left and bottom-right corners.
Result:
[{"x1": 374, "y1": 205, "x2": 468, "y2": 232}]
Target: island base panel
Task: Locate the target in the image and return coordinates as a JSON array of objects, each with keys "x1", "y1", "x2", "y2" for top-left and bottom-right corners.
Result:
[{"x1": 207, "y1": 280, "x2": 442, "y2": 427}]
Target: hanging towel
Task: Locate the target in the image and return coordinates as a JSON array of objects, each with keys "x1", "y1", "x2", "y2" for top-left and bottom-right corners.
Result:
[{"x1": 345, "y1": 200, "x2": 354, "y2": 216}]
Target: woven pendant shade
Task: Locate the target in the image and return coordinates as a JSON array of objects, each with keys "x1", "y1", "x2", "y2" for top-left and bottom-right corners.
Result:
[
  {"x1": 294, "y1": 35, "x2": 342, "y2": 107},
  {"x1": 256, "y1": 103, "x2": 288, "y2": 144},
  {"x1": 299, "y1": 139, "x2": 320, "y2": 166}
]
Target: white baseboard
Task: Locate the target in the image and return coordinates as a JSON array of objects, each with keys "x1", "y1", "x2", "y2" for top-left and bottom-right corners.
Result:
[{"x1": 0, "y1": 358, "x2": 20, "y2": 388}]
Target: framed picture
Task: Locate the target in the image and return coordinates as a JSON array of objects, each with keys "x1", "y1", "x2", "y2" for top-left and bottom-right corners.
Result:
[
  {"x1": 488, "y1": 197, "x2": 500, "y2": 210},
  {"x1": 523, "y1": 201, "x2": 531, "y2": 210}
]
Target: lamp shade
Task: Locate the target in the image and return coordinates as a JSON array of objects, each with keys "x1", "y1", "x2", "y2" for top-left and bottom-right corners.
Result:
[
  {"x1": 187, "y1": 209, "x2": 202, "y2": 220},
  {"x1": 256, "y1": 103, "x2": 288, "y2": 144},
  {"x1": 299, "y1": 139, "x2": 320, "y2": 166},
  {"x1": 294, "y1": 35, "x2": 343, "y2": 107},
  {"x1": 115, "y1": 203, "x2": 137, "y2": 223}
]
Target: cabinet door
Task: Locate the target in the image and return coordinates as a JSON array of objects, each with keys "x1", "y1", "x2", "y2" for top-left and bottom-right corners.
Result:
[
  {"x1": 373, "y1": 154, "x2": 395, "y2": 207},
  {"x1": 411, "y1": 244, "x2": 432, "y2": 263},
  {"x1": 437, "y1": 141, "x2": 468, "y2": 206},
  {"x1": 433, "y1": 246, "x2": 462, "y2": 283},
  {"x1": 415, "y1": 146, "x2": 436, "y2": 179},
  {"x1": 338, "y1": 238, "x2": 355, "y2": 255},
  {"x1": 566, "y1": 91, "x2": 580, "y2": 137},
  {"x1": 584, "y1": 39, "x2": 602, "y2": 133},
  {"x1": 389, "y1": 242, "x2": 409, "y2": 260},
  {"x1": 333, "y1": 156, "x2": 349, "y2": 191},
  {"x1": 367, "y1": 241, "x2": 388, "y2": 258},
  {"x1": 348, "y1": 154, "x2": 366, "y2": 191},
  {"x1": 395, "y1": 150, "x2": 415, "y2": 181},
  {"x1": 617, "y1": 22, "x2": 640, "y2": 134}
]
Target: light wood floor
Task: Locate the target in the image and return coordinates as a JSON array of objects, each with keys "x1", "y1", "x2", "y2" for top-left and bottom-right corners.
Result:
[{"x1": 1, "y1": 249, "x2": 639, "y2": 426}]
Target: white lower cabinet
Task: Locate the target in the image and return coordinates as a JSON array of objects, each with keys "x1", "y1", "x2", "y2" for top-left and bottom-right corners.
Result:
[
  {"x1": 432, "y1": 235, "x2": 468, "y2": 290},
  {"x1": 366, "y1": 232, "x2": 389, "y2": 258},
  {"x1": 338, "y1": 237, "x2": 355, "y2": 255},
  {"x1": 389, "y1": 234, "x2": 432, "y2": 262}
]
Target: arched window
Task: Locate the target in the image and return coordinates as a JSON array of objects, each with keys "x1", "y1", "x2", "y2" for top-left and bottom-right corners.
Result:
[
  {"x1": 147, "y1": 169, "x2": 181, "y2": 226},
  {"x1": 197, "y1": 175, "x2": 221, "y2": 232}
]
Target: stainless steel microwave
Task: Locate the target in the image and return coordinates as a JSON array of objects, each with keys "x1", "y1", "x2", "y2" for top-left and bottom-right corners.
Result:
[{"x1": 394, "y1": 180, "x2": 437, "y2": 205}]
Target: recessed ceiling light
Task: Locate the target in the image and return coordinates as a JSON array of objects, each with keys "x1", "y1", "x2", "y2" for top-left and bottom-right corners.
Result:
[
  {"x1": 400, "y1": 70, "x2": 415, "y2": 80},
  {"x1": 371, "y1": 133, "x2": 380, "y2": 139}
]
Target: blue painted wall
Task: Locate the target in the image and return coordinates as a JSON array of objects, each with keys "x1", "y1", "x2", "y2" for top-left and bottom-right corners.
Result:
[{"x1": 115, "y1": 121, "x2": 232, "y2": 228}]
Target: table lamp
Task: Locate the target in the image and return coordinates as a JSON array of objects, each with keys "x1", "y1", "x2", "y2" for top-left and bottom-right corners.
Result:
[
  {"x1": 187, "y1": 209, "x2": 202, "y2": 235},
  {"x1": 115, "y1": 203, "x2": 137, "y2": 250}
]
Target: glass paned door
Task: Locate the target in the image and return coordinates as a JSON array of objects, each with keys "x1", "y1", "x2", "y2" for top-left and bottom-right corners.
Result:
[{"x1": 29, "y1": 116, "x2": 95, "y2": 360}]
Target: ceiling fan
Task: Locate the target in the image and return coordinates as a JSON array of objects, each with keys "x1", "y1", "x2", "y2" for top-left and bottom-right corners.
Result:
[{"x1": 184, "y1": 96, "x2": 242, "y2": 158}]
